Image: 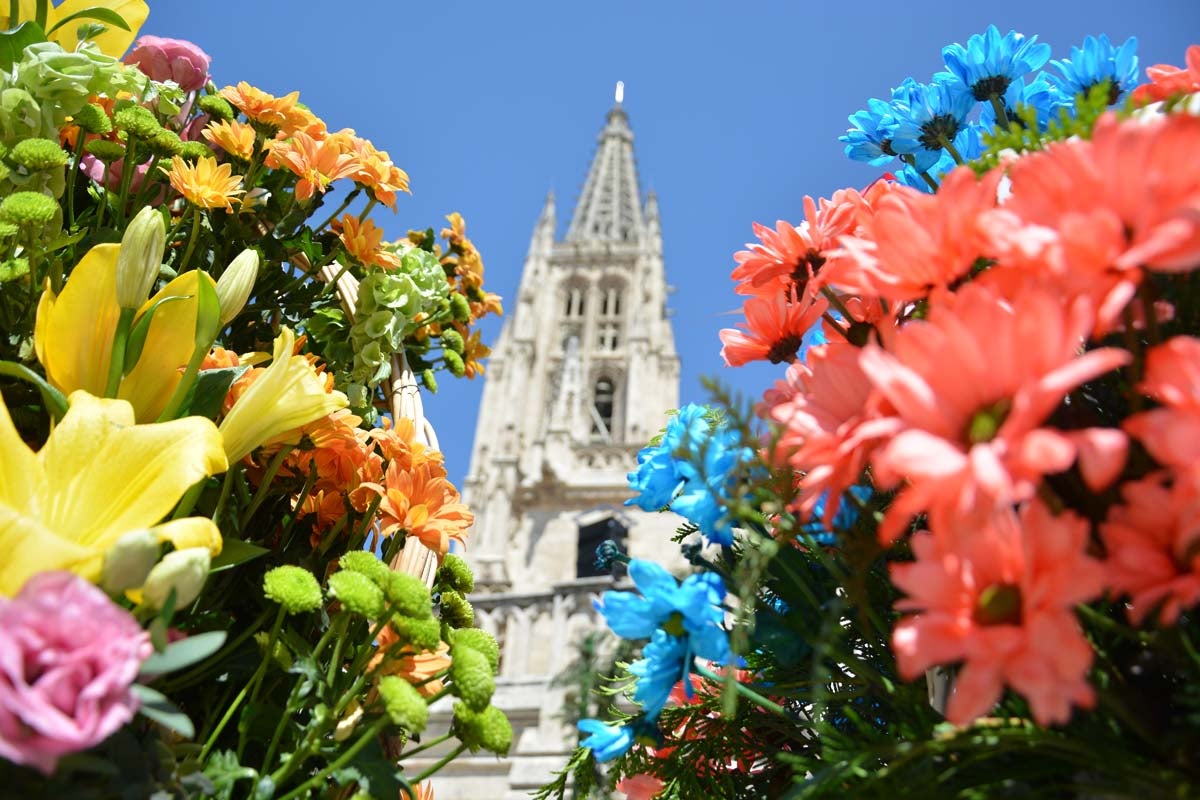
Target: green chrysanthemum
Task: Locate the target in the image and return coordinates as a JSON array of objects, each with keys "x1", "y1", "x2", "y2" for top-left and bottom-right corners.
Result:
[
  {"x1": 444, "y1": 350, "x2": 466, "y2": 378},
  {"x1": 452, "y1": 703, "x2": 513, "y2": 755},
  {"x1": 72, "y1": 103, "x2": 113, "y2": 135},
  {"x1": 197, "y1": 94, "x2": 235, "y2": 122},
  {"x1": 387, "y1": 614, "x2": 442, "y2": 652},
  {"x1": 450, "y1": 628, "x2": 499, "y2": 673},
  {"x1": 146, "y1": 129, "x2": 184, "y2": 158},
  {"x1": 339, "y1": 550, "x2": 390, "y2": 586},
  {"x1": 436, "y1": 554, "x2": 475, "y2": 594},
  {"x1": 450, "y1": 644, "x2": 494, "y2": 711},
  {"x1": 327, "y1": 570, "x2": 386, "y2": 619},
  {"x1": 9, "y1": 139, "x2": 70, "y2": 171},
  {"x1": 0, "y1": 191, "x2": 57, "y2": 229},
  {"x1": 378, "y1": 675, "x2": 429, "y2": 733},
  {"x1": 449, "y1": 292, "x2": 472, "y2": 322},
  {"x1": 263, "y1": 565, "x2": 323, "y2": 614},
  {"x1": 383, "y1": 571, "x2": 433, "y2": 618},
  {"x1": 441, "y1": 329, "x2": 465, "y2": 354},
  {"x1": 419, "y1": 368, "x2": 438, "y2": 393},
  {"x1": 84, "y1": 139, "x2": 126, "y2": 163},
  {"x1": 0, "y1": 257, "x2": 30, "y2": 282},
  {"x1": 178, "y1": 141, "x2": 211, "y2": 162},
  {"x1": 439, "y1": 589, "x2": 475, "y2": 629}
]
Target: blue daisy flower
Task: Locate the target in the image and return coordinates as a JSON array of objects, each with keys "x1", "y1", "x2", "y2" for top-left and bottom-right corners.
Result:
[
  {"x1": 979, "y1": 72, "x2": 1064, "y2": 131},
  {"x1": 840, "y1": 98, "x2": 899, "y2": 166},
  {"x1": 595, "y1": 560, "x2": 728, "y2": 649},
  {"x1": 888, "y1": 76, "x2": 977, "y2": 166},
  {"x1": 942, "y1": 25, "x2": 1052, "y2": 102},
  {"x1": 894, "y1": 123, "x2": 982, "y2": 193},
  {"x1": 1050, "y1": 34, "x2": 1139, "y2": 105}
]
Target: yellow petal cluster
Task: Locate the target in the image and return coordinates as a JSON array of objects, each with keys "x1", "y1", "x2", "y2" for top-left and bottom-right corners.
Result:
[{"x1": 0, "y1": 0, "x2": 148, "y2": 57}]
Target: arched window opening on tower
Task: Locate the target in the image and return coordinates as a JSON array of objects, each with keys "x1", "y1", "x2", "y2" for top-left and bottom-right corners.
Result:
[
  {"x1": 564, "y1": 286, "x2": 586, "y2": 318},
  {"x1": 590, "y1": 377, "x2": 615, "y2": 440}
]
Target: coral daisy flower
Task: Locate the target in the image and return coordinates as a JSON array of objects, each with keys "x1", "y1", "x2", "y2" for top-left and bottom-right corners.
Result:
[
  {"x1": 1131, "y1": 44, "x2": 1200, "y2": 104},
  {"x1": 1101, "y1": 467, "x2": 1200, "y2": 626},
  {"x1": 892, "y1": 501, "x2": 1105, "y2": 726},
  {"x1": 862, "y1": 281, "x2": 1129, "y2": 544},
  {"x1": 363, "y1": 461, "x2": 473, "y2": 555},
  {"x1": 266, "y1": 131, "x2": 360, "y2": 202},
  {"x1": 201, "y1": 119, "x2": 256, "y2": 161},
  {"x1": 1124, "y1": 336, "x2": 1200, "y2": 469},
  {"x1": 719, "y1": 291, "x2": 828, "y2": 367},
  {"x1": 220, "y1": 82, "x2": 307, "y2": 131},
  {"x1": 166, "y1": 155, "x2": 244, "y2": 211}
]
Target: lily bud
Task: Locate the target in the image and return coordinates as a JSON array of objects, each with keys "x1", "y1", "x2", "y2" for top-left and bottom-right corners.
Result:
[
  {"x1": 142, "y1": 547, "x2": 211, "y2": 609},
  {"x1": 216, "y1": 249, "x2": 259, "y2": 325},
  {"x1": 101, "y1": 529, "x2": 161, "y2": 594},
  {"x1": 116, "y1": 206, "x2": 165, "y2": 310}
]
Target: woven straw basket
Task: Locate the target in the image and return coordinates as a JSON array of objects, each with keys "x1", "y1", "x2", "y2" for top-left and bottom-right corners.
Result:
[{"x1": 320, "y1": 262, "x2": 442, "y2": 589}]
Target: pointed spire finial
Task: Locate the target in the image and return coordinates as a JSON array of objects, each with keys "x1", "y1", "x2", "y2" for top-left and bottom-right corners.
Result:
[{"x1": 614, "y1": 80, "x2": 624, "y2": 105}]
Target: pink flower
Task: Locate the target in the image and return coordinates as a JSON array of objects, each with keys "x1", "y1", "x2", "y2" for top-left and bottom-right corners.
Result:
[
  {"x1": 1101, "y1": 468, "x2": 1200, "y2": 625},
  {"x1": 892, "y1": 501, "x2": 1105, "y2": 726},
  {"x1": 617, "y1": 774, "x2": 665, "y2": 799},
  {"x1": 0, "y1": 572, "x2": 152, "y2": 774},
  {"x1": 1124, "y1": 336, "x2": 1200, "y2": 469},
  {"x1": 124, "y1": 35, "x2": 212, "y2": 92},
  {"x1": 719, "y1": 289, "x2": 827, "y2": 367},
  {"x1": 862, "y1": 280, "x2": 1129, "y2": 544}
]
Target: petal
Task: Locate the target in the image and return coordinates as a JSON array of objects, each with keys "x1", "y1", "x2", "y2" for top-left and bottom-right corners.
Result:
[
  {"x1": 0, "y1": 506, "x2": 96, "y2": 595},
  {"x1": 945, "y1": 662, "x2": 1004, "y2": 725},
  {"x1": 36, "y1": 244, "x2": 121, "y2": 398},
  {"x1": 37, "y1": 391, "x2": 227, "y2": 550},
  {"x1": 151, "y1": 516, "x2": 223, "y2": 556},
  {"x1": 0, "y1": 390, "x2": 36, "y2": 511},
  {"x1": 1067, "y1": 428, "x2": 1128, "y2": 491},
  {"x1": 50, "y1": 0, "x2": 149, "y2": 57}
]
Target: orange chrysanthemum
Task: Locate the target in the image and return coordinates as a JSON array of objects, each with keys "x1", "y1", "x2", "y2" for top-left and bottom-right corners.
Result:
[
  {"x1": 364, "y1": 461, "x2": 473, "y2": 555},
  {"x1": 339, "y1": 134, "x2": 410, "y2": 209},
  {"x1": 220, "y1": 82, "x2": 308, "y2": 130},
  {"x1": 373, "y1": 639, "x2": 451, "y2": 698},
  {"x1": 370, "y1": 417, "x2": 444, "y2": 475},
  {"x1": 460, "y1": 328, "x2": 491, "y2": 379},
  {"x1": 442, "y1": 212, "x2": 484, "y2": 289},
  {"x1": 337, "y1": 214, "x2": 401, "y2": 270},
  {"x1": 166, "y1": 155, "x2": 244, "y2": 211},
  {"x1": 202, "y1": 119, "x2": 256, "y2": 161},
  {"x1": 265, "y1": 131, "x2": 360, "y2": 202}
]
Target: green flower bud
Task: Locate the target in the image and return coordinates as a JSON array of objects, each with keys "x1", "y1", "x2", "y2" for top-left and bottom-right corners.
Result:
[
  {"x1": 382, "y1": 571, "x2": 432, "y2": 618},
  {"x1": 179, "y1": 141, "x2": 211, "y2": 162},
  {"x1": 0, "y1": 142, "x2": 8, "y2": 160},
  {"x1": 9, "y1": 138, "x2": 69, "y2": 171},
  {"x1": 440, "y1": 329, "x2": 465, "y2": 354},
  {"x1": 84, "y1": 139, "x2": 125, "y2": 163},
  {"x1": 116, "y1": 206, "x2": 166, "y2": 309},
  {"x1": 339, "y1": 551, "x2": 390, "y2": 586},
  {"x1": 388, "y1": 614, "x2": 441, "y2": 651},
  {"x1": 142, "y1": 547, "x2": 211, "y2": 609},
  {"x1": 100, "y1": 528, "x2": 161, "y2": 593},
  {"x1": 215, "y1": 249, "x2": 259, "y2": 325},
  {"x1": 436, "y1": 554, "x2": 475, "y2": 594},
  {"x1": 328, "y1": 570, "x2": 387, "y2": 620},
  {"x1": 113, "y1": 106, "x2": 163, "y2": 140},
  {"x1": 449, "y1": 645, "x2": 494, "y2": 711},
  {"x1": 439, "y1": 589, "x2": 474, "y2": 629},
  {"x1": 0, "y1": 258, "x2": 29, "y2": 282},
  {"x1": 0, "y1": 191, "x2": 58, "y2": 229},
  {"x1": 73, "y1": 103, "x2": 112, "y2": 135},
  {"x1": 146, "y1": 128, "x2": 183, "y2": 158},
  {"x1": 377, "y1": 675, "x2": 429, "y2": 733},
  {"x1": 450, "y1": 628, "x2": 499, "y2": 674},
  {"x1": 452, "y1": 703, "x2": 512, "y2": 755},
  {"x1": 444, "y1": 350, "x2": 466, "y2": 378},
  {"x1": 419, "y1": 369, "x2": 438, "y2": 393},
  {"x1": 0, "y1": 222, "x2": 19, "y2": 239},
  {"x1": 197, "y1": 94, "x2": 235, "y2": 122},
  {"x1": 263, "y1": 565, "x2": 323, "y2": 614}
]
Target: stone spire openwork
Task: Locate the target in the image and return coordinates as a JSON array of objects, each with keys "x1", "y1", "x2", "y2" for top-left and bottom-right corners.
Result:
[{"x1": 565, "y1": 82, "x2": 644, "y2": 243}]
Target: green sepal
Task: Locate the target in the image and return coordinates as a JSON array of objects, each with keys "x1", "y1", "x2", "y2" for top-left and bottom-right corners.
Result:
[{"x1": 131, "y1": 684, "x2": 195, "y2": 739}]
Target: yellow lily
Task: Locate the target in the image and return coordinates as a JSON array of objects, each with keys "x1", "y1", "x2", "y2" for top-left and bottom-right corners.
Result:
[
  {"x1": 35, "y1": 243, "x2": 216, "y2": 422},
  {"x1": 219, "y1": 327, "x2": 348, "y2": 463},
  {"x1": 0, "y1": 0, "x2": 148, "y2": 58},
  {"x1": 0, "y1": 389, "x2": 227, "y2": 596}
]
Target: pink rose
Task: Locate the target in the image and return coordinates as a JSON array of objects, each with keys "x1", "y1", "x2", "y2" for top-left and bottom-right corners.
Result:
[
  {"x1": 124, "y1": 35, "x2": 211, "y2": 92},
  {"x1": 0, "y1": 572, "x2": 152, "y2": 775}
]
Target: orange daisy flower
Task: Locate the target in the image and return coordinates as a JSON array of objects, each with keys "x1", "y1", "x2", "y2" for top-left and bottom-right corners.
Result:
[
  {"x1": 363, "y1": 461, "x2": 473, "y2": 555},
  {"x1": 336, "y1": 214, "x2": 401, "y2": 270},
  {"x1": 369, "y1": 417, "x2": 444, "y2": 474},
  {"x1": 718, "y1": 290, "x2": 829, "y2": 367},
  {"x1": 1131, "y1": 44, "x2": 1200, "y2": 104},
  {"x1": 220, "y1": 82, "x2": 307, "y2": 130},
  {"x1": 166, "y1": 155, "x2": 244, "y2": 211},
  {"x1": 202, "y1": 119, "x2": 256, "y2": 161},
  {"x1": 265, "y1": 131, "x2": 360, "y2": 202},
  {"x1": 339, "y1": 134, "x2": 410, "y2": 209},
  {"x1": 459, "y1": 328, "x2": 492, "y2": 378}
]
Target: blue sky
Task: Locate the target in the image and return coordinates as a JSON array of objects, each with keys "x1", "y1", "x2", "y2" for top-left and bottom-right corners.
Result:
[{"x1": 143, "y1": 1, "x2": 1199, "y2": 486}]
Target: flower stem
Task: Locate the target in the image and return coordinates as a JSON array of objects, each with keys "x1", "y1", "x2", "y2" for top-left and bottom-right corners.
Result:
[
  {"x1": 988, "y1": 94, "x2": 1010, "y2": 128},
  {"x1": 240, "y1": 446, "x2": 293, "y2": 529},
  {"x1": 412, "y1": 743, "x2": 467, "y2": 784},
  {"x1": 66, "y1": 130, "x2": 87, "y2": 229},
  {"x1": 314, "y1": 186, "x2": 362, "y2": 232},
  {"x1": 114, "y1": 139, "x2": 139, "y2": 226},
  {"x1": 401, "y1": 731, "x2": 453, "y2": 761},
  {"x1": 276, "y1": 715, "x2": 391, "y2": 800},
  {"x1": 104, "y1": 307, "x2": 136, "y2": 397},
  {"x1": 694, "y1": 663, "x2": 789, "y2": 718},
  {"x1": 937, "y1": 134, "x2": 965, "y2": 165},
  {"x1": 198, "y1": 680, "x2": 249, "y2": 763},
  {"x1": 237, "y1": 605, "x2": 286, "y2": 759},
  {"x1": 819, "y1": 286, "x2": 854, "y2": 320},
  {"x1": 178, "y1": 205, "x2": 202, "y2": 272}
]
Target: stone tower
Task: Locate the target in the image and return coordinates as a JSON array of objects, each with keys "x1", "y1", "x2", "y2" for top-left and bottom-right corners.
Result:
[{"x1": 422, "y1": 97, "x2": 684, "y2": 798}]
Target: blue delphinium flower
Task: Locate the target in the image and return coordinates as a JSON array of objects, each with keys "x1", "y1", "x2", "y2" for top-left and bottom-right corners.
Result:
[
  {"x1": 628, "y1": 630, "x2": 690, "y2": 718},
  {"x1": 1050, "y1": 34, "x2": 1139, "y2": 105},
  {"x1": 942, "y1": 25, "x2": 1052, "y2": 103},
  {"x1": 840, "y1": 98, "x2": 899, "y2": 166},
  {"x1": 979, "y1": 72, "x2": 1064, "y2": 131},
  {"x1": 888, "y1": 76, "x2": 976, "y2": 165}
]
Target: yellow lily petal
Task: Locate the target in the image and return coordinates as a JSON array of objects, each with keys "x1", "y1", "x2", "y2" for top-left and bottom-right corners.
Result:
[
  {"x1": 151, "y1": 516, "x2": 223, "y2": 557},
  {"x1": 0, "y1": 389, "x2": 37, "y2": 509},
  {"x1": 37, "y1": 391, "x2": 227, "y2": 550},
  {"x1": 0, "y1": 506, "x2": 96, "y2": 596},
  {"x1": 118, "y1": 270, "x2": 211, "y2": 422},
  {"x1": 35, "y1": 243, "x2": 120, "y2": 398},
  {"x1": 218, "y1": 327, "x2": 348, "y2": 462},
  {"x1": 48, "y1": 0, "x2": 149, "y2": 57}
]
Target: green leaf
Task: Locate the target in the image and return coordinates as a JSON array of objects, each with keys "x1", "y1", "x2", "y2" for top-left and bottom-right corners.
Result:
[
  {"x1": 209, "y1": 537, "x2": 269, "y2": 573},
  {"x1": 0, "y1": 21, "x2": 46, "y2": 72},
  {"x1": 124, "y1": 294, "x2": 192, "y2": 373},
  {"x1": 181, "y1": 365, "x2": 248, "y2": 420},
  {"x1": 45, "y1": 6, "x2": 132, "y2": 35},
  {"x1": 0, "y1": 360, "x2": 67, "y2": 421},
  {"x1": 140, "y1": 630, "x2": 227, "y2": 675},
  {"x1": 132, "y1": 684, "x2": 195, "y2": 739}
]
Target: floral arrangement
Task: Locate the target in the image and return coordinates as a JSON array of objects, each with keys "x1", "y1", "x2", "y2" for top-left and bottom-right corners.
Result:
[
  {"x1": 538, "y1": 30, "x2": 1200, "y2": 800},
  {"x1": 0, "y1": 2, "x2": 506, "y2": 798}
]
